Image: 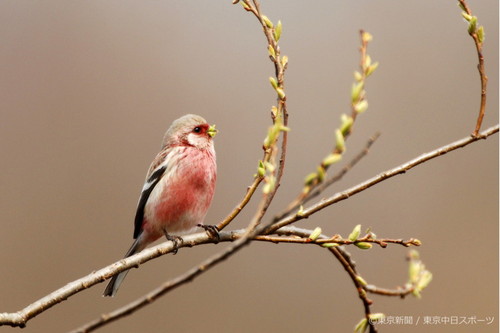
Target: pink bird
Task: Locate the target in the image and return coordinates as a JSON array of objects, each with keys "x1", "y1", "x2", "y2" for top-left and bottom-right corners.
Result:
[{"x1": 103, "y1": 114, "x2": 217, "y2": 297}]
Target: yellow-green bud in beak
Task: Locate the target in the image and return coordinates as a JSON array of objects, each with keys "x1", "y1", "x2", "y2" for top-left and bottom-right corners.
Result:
[{"x1": 208, "y1": 124, "x2": 218, "y2": 138}]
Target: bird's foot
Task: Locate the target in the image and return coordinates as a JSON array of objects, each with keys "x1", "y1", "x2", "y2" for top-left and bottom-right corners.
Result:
[
  {"x1": 198, "y1": 224, "x2": 220, "y2": 243},
  {"x1": 162, "y1": 229, "x2": 183, "y2": 254}
]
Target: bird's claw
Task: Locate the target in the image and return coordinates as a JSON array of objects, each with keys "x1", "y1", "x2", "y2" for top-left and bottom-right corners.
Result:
[
  {"x1": 198, "y1": 224, "x2": 220, "y2": 243},
  {"x1": 163, "y1": 229, "x2": 183, "y2": 254}
]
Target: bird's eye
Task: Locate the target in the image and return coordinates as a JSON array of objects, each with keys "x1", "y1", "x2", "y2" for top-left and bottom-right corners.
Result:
[{"x1": 193, "y1": 127, "x2": 201, "y2": 133}]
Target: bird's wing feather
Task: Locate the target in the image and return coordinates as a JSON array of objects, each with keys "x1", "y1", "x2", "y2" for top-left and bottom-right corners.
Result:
[{"x1": 133, "y1": 165, "x2": 167, "y2": 239}]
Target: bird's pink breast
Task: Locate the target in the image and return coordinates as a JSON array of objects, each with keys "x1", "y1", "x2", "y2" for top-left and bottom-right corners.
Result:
[{"x1": 142, "y1": 146, "x2": 216, "y2": 241}]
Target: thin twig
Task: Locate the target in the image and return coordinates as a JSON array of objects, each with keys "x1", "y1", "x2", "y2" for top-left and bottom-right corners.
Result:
[
  {"x1": 237, "y1": 0, "x2": 289, "y2": 231},
  {"x1": 71, "y1": 227, "x2": 386, "y2": 333},
  {"x1": 273, "y1": 132, "x2": 380, "y2": 222},
  {"x1": 254, "y1": 234, "x2": 420, "y2": 248},
  {"x1": 217, "y1": 176, "x2": 263, "y2": 231},
  {"x1": 329, "y1": 247, "x2": 377, "y2": 333},
  {"x1": 365, "y1": 285, "x2": 414, "y2": 298},
  {"x1": 458, "y1": 0, "x2": 488, "y2": 136},
  {"x1": 282, "y1": 30, "x2": 378, "y2": 216},
  {"x1": 1, "y1": 125, "x2": 496, "y2": 330},
  {"x1": 264, "y1": 124, "x2": 499, "y2": 234}
]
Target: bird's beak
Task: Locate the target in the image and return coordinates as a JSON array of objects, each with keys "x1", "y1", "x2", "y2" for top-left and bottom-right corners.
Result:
[{"x1": 208, "y1": 124, "x2": 218, "y2": 138}]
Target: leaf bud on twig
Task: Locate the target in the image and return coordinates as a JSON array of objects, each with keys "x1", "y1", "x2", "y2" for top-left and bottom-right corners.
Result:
[
  {"x1": 349, "y1": 224, "x2": 361, "y2": 241},
  {"x1": 276, "y1": 87, "x2": 286, "y2": 99},
  {"x1": 273, "y1": 20, "x2": 282, "y2": 41},
  {"x1": 354, "y1": 318, "x2": 368, "y2": 333},
  {"x1": 268, "y1": 45, "x2": 276, "y2": 60},
  {"x1": 340, "y1": 114, "x2": 354, "y2": 136},
  {"x1": 269, "y1": 76, "x2": 278, "y2": 89},
  {"x1": 308, "y1": 227, "x2": 322, "y2": 241},
  {"x1": 477, "y1": 26, "x2": 485, "y2": 43},
  {"x1": 355, "y1": 242, "x2": 373, "y2": 250},
  {"x1": 261, "y1": 15, "x2": 273, "y2": 29},
  {"x1": 257, "y1": 160, "x2": 266, "y2": 177},
  {"x1": 335, "y1": 129, "x2": 346, "y2": 152},
  {"x1": 468, "y1": 16, "x2": 477, "y2": 34},
  {"x1": 281, "y1": 55, "x2": 288, "y2": 67},
  {"x1": 354, "y1": 100, "x2": 369, "y2": 114},
  {"x1": 322, "y1": 153, "x2": 342, "y2": 167}
]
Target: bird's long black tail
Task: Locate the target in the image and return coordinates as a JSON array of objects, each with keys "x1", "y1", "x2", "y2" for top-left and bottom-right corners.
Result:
[{"x1": 103, "y1": 236, "x2": 145, "y2": 297}]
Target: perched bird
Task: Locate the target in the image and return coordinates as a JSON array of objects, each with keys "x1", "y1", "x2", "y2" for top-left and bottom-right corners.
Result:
[{"x1": 103, "y1": 114, "x2": 217, "y2": 297}]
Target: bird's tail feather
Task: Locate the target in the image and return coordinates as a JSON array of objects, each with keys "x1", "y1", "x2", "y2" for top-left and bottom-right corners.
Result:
[{"x1": 103, "y1": 236, "x2": 146, "y2": 297}]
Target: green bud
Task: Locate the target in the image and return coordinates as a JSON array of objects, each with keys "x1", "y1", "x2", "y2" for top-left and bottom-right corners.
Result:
[
  {"x1": 271, "y1": 106, "x2": 278, "y2": 117},
  {"x1": 321, "y1": 242, "x2": 339, "y2": 248},
  {"x1": 263, "y1": 136, "x2": 270, "y2": 149},
  {"x1": 270, "y1": 125, "x2": 280, "y2": 143},
  {"x1": 335, "y1": 129, "x2": 346, "y2": 152},
  {"x1": 316, "y1": 166, "x2": 325, "y2": 182},
  {"x1": 365, "y1": 62, "x2": 379, "y2": 77},
  {"x1": 240, "y1": 1, "x2": 251, "y2": 10},
  {"x1": 411, "y1": 238, "x2": 422, "y2": 246},
  {"x1": 356, "y1": 275, "x2": 368, "y2": 286},
  {"x1": 268, "y1": 45, "x2": 276, "y2": 59},
  {"x1": 348, "y1": 224, "x2": 361, "y2": 242},
  {"x1": 468, "y1": 16, "x2": 477, "y2": 34},
  {"x1": 281, "y1": 55, "x2": 288, "y2": 67},
  {"x1": 304, "y1": 172, "x2": 317, "y2": 185},
  {"x1": 354, "y1": 71, "x2": 363, "y2": 82},
  {"x1": 269, "y1": 77, "x2": 278, "y2": 89},
  {"x1": 264, "y1": 125, "x2": 279, "y2": 148},
  {"x1": 309, "y1": 227, "x2": 322, "y2": 241},
  {"x1": 262, "y1": 175, "x2": 275, "y2": 194},
  {"x1": 351, "y1": 81, "x2": 364, "y2": 103},
  {"x1": 261, "y1": 15, "x2": 273, "y2": 29},
  {"x1": 322, "y1": 153, "x2": 342, "y2": 167},
  {"x1": 417, "y1": 270, "x2": 433, "y2": 290},
  {"x1": 264, "y1": 161, "x2": 275, "y2": 172},
  {"x1": 273, "y1": 20, "x2": 282, "y2": 41},
  {"x1": 354, "y1": 100, "x2": 369, "y2": 114},
  {"x1": 361, "y1": 31, "x2": 373, "y2": 43},
  {"x1": 340, "y1": 114, "x2": 354, "y2": 136},
  {"x1": 408, "y1": 260, "x2": 421, "y2": 284},
  {"x1": 276, "y1": 87, "x2": 286, "y2": 99},
  {"x1": 296, "y1": 205, "x2": 305, "y2": 217},
  {"x1": 257, "y1": 160, "x2": 266, "y2": 177},
  {"x1": 461, "y1": 12, "x2": 472, "y2": 21},
  {"x1": 354, "y1": 318, "x2": 368, "y2": 333},
  {"x1": 477, "y1": 26, "x2": 485, "y2": 43},
  {"x1": 355, "y1": 242, "x2": 372, "y2": 250},
  {"x1": 364, "y1": 55, "x2": 372, "y2": 68}
]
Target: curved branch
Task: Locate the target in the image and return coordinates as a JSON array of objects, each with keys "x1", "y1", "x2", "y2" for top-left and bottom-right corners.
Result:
[
  {"x1": 273, "y1": 132, "x2": 380, "y2": 222},
  {"x1": 1, "y1": 125, "x2": 496, "y2": 330},
  {"x1": 265, "y1": 124, "x2": 499, "y2": 234},
  {"x1": 458, "y1": 0, "x2": 488, "y2": 136}
]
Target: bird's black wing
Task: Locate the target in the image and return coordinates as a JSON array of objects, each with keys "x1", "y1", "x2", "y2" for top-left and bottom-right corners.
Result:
[{"x1": 133, "y1": 165, "x2": 167, "y2": 239}]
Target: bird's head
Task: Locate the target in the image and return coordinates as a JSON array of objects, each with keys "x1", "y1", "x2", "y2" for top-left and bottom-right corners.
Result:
[{"x1": 163, "y1": 114, "x2": 217, "y2": 150}]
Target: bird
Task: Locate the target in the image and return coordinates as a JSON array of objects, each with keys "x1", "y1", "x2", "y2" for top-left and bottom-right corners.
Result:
[{"x1": 103, "y1": 114, "x2": 217, "y2": 297}]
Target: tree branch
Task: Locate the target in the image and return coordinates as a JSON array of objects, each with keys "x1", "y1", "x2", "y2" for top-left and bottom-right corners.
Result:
[
  {"x1": 1, "y1": 124, "x2": 496, "y2": 330},
  {"x1": 458, "y1": 0, "x2": 488, "y2": 136},
  {"x1": 265, "y1": 124, "x2": 499, "y2": 234},
  {"x1": 273, "y1": 132, "x2": 380, "y2": 222},
  {"x1": 282, "y1": 30, "x2": 378, "y2": 215}
]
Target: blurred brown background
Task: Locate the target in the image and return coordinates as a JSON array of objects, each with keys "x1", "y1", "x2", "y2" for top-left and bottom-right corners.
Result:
[{"x1": 0, "y1": 1, "x2": 498, "y2": 332}]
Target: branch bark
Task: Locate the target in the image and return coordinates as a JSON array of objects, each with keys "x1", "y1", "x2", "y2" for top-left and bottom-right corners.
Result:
[{"x1": 1, "y1": 124, "x2": 496, "y2": 329}]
